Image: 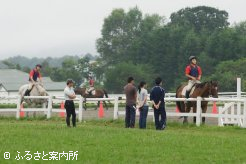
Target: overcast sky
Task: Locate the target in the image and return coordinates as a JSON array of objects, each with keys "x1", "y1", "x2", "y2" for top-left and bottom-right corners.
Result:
[{"x1": 0, "y1": 0, "x2": 245, "y2": 60}]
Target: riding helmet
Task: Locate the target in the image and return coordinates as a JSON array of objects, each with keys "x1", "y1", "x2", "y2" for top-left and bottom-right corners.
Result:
[
  {"x1": 36, "y1": 64, "x2": 42, "y2": 68},
  {"x1": 189, "y1": 56, "x2": 196, "y2": 61}
]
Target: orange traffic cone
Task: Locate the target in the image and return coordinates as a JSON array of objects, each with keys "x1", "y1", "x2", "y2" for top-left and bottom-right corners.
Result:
[
  {"x1": 212, "y1": 102, "x2": 218, "y2": 114},
  {"x1": 20, "y1": 104, "x2": 25, "y2": 118},
  {"x1": 98, "y1": 101, "x2": 104, "y2": 118},
  {"x1": 175, "y1": 106, "x2": 180, "y2": 113},
  {"x1": 60, "y1": 101, "x2": 65, "y2": 117}
]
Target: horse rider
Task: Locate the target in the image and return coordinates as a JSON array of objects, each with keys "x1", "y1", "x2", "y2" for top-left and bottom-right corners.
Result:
[
  {"x1": 24, "y1": 64, "x2": 43, "y2": 96},
  {"x1": 87, "y1": 76, "x2": 95, "y2": 95},
  {"x1": 184, "y1": 56, "x2": 202, "y2": 99}
]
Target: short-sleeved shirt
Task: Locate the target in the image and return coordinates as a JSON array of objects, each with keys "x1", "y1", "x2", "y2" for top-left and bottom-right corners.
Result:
[
  {"x1": 150, "y1": 85, "x2": 165, "y2": 108},
  {"x1": 89, "y1": 79, "x2": 94, "y2": 86},
  {"x1": 185, "y1": 65, "x2": 202, "y2": 80},
  {"x1": 64, "y1": 86, "x2": 75, "y2": 100},
  {"x1": 137, "y1": 88, "x2": 148, "y2": 106},
  {"x1": 29, "y1": 69, "x2": 41, "y2": 82},
  {"x1": 124, "y1": 83, "x2": 137, "y2": 106}
]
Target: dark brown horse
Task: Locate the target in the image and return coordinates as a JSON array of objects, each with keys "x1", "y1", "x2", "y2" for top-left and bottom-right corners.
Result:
[
  {"x1": 176, "y1": 81, "x2": 218, "y2": 124},
  {"x1": 74, "y1": 87, "x2": 109, "y2": 110}
]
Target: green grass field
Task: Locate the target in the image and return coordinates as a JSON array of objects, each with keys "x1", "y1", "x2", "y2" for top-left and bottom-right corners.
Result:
[{"x1": 0, "y1": 118, "x2": 246, "y2": 164}]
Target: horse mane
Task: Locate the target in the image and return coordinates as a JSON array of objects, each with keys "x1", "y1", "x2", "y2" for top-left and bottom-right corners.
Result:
[{"x1": 195, "y1": 81, "x2": 209, "y2": 88}]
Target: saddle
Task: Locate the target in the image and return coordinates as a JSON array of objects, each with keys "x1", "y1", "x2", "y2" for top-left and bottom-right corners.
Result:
[
  {"x1": 182, "y1": 84, "x2": 196, "y2": 98},
  {"x1": 86, "y1": 88, "x2": 96, "y2": 95}
]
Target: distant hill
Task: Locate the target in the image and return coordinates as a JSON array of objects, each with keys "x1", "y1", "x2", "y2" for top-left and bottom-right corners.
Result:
[
  {"x1": 1, "y1": 53, "x2": 97, "y2": 68},
  {"x1": 0, "y1": 61, "x2": 8, "y2": 69}
]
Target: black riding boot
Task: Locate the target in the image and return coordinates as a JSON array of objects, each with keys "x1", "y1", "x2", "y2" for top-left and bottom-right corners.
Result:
[
  {"x1": 185, "y1": 91, "x2": 190, "y2": 99},
  {"x1": 24, "y1": 89, "x2": 31, "y2": 96}
]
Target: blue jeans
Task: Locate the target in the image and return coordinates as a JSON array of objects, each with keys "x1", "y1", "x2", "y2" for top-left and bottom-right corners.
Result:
[
  {"x1": 125, "y1": 105, "x2": 136, "y2": 128},
  {"x1": 139, "y1": 106, "x2": 149, "y2": 129},
  {"x1": 153, "y1": 107, "x2": 166, "y2": 130}
]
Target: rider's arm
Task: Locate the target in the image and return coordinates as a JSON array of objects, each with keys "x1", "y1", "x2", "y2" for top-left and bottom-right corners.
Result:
[
  {"x1": 29, "y1": 70, "x2": 35, "y2": 83},
  {"x1": 186, "y1": 74, "x2": 196, "y2": 80},
  {"x1": 38, "y1": 73, "x2": 43, "y2": 83},
  {"x1": 197, "y1": 66, "x2": 202, "y2": 80}
]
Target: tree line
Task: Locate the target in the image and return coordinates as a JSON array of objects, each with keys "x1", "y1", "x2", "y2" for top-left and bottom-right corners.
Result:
[
  {"x1": 96, "y1": 6, "x2": 246, "y2": 92},
  {"x1": 1, "y1": 6, "x2": 246, "y2": 93}
]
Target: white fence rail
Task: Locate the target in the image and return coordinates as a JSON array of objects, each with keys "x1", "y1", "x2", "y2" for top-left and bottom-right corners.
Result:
[{"x1": 0, "y1": 95, "x2": 246, "y2": 128}]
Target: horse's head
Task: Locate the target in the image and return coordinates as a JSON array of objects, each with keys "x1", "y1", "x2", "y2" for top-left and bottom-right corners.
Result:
[{"x1": 208, "y1": 81, "x2": 218, "y2": 98}]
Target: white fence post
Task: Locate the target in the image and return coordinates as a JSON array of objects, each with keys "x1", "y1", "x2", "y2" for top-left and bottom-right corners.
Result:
[
  {"x1": 237, "y1": 78, "x2": 241, "y2": 126},
  {"x1": 47, "y1": 96, "x2": 52, "y2": 119},
  {"x1": 78, "y1": 95, "x2": 83, "y2": 122},
  {"x1": 16, "y1": 96, "x2": 21, "y2": 119},
  {"x1": 242, "y1": 99, "x2": 246, "y2": 128},
  {"x1": 113, "y1": 97, "x2": 119, "y2": 120},
  {"x1": 218, "y1": 107, "x2": 223, "y2": 126},
  {"x1": 196, "y1": 97, "x2": 202, "y2": 126}
]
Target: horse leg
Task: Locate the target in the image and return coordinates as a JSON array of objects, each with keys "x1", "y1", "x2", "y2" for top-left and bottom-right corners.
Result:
[
  {"x1": 193, "y1": 106, "x2": 197, "y2": 124},
  {"x1": 84, "y1": 99, "x2": 87, "y2": 111},
  {"x1": 95, "y1": 101, "x2": 99, "y2": 110},
  {"x1": 183, "y1": 103, "x2": 191, "y2": 124},
  {"x1": 103, "y1": 101, "x2": 108, "y2": 110},
  {"x1": 202, "y1": 103, "x2": 208, "y2": 124}
]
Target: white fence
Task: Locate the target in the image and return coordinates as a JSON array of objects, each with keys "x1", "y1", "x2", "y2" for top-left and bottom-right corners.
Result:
[
  {"x1": 0, "y1": 95, "x2": 246, "y2": 128},
  {"x1": 0, "y1": 95, "x2": 119, "y2": 123}
]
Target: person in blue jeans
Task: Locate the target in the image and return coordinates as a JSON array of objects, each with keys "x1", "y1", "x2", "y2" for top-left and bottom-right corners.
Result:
[
  {"x1": 137, "y1": 81, "x2": 149, "y2": 129},
  {"x1": 124, "y1": 77, "x2": 137, "y2": 128},
  {"x1": 150, "y1": 77, "x2": 166, "y2": 130}
]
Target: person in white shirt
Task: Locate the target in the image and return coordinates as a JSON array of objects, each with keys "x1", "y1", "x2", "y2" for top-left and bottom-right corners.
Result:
[
  {"x1": 64, "y1": 79, "x2": 76, "y2": 127},
  {"x1": 137, "y1": 81, "x2": 149, "y2": 129}
]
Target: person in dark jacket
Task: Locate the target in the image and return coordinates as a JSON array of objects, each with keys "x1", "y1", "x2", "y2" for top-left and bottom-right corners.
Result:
[
  {"x1": 150, "y1": 77, "x2": 166, "y2": 130},
  {"x1": 124, "y1": 77, "x2": 137, "y2": 128}
]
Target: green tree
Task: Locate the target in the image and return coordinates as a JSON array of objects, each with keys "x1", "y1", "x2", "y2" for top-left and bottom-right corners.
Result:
[
  {"x1": 41, "y1": 60, "x2": 52, "y2": 77},
  {"x1": 50, "y1": 59, "x2": 82, "y2": 85},
  {"x1": 170, "y1": 6, "x2": 229, "y2": 32},
  {"x1": 76, "y1": 56, "x2": 91, "y2": 78},
  {"x1": 96, "y1": 7, "x2": 143, "y2": 65},
  {"x1": 104, "y1": 62, "x2": 155, "y2": 93},
  {"x1": 206, "y1": 58, "x2": 246, "y2": 91}
]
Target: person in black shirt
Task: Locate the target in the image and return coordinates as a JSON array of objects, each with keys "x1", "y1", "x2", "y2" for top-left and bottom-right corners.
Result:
[{"x1": 150, "y1": 77, "x2": 166, "y2": 130}]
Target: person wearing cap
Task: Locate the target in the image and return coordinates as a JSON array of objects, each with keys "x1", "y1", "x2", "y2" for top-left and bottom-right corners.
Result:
[
  {"x1": 184, "y1": 56, "x2": 202, "y2": 98},
  {"x1": 124, "y1": 77, "x2": 137, "y2": 128},
  {"x1": 24, "y1": 64, "x2": 43, "y2": 96},
  {"x1": 64, "y1": 79, "x2": 76, "y2": 127},
  {"x1": 150, "y1": 77, "x2": 166, "y2": 130}
]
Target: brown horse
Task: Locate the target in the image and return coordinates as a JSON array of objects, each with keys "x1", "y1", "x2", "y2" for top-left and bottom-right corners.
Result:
[
  {"x1": 176, "y1": 81, "x2": 218, "y2": 124},
  {"x1": 74, "y1": 87, "x2": 109, "y2": 110}
]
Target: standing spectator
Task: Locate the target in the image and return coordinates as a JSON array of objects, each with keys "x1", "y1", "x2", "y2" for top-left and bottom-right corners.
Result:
[
  {"x1": 64, "y1": 79, "x2": 76, "y2": 128},
  {"x1": 137, "y1": 81, "x2": 149, "y2": 129},
  {"x1": 150, "y1": 77, "x2": 166, "y2": 130},
  {"x1": 124, "y1": 77, "x2": 137, "y2": 128}
]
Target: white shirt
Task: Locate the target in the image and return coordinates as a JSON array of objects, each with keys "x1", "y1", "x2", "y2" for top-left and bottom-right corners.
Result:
[
  {"x1": 137, "y1": 88, "x2": 148, "y2": 106},
  {"x1": 64, "y1": 86, "x2": 75, "y2": 100}
]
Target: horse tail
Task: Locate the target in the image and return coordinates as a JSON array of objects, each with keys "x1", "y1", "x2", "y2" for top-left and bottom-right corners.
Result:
[
  {"x1": 103, "y1": 89, "x2": 109, "y2": 98},
  {"x1": 176, "y1": 85, "x2": 183, "y2": 113},
  {"x1": 103, "y1": 89, "x2": 110, "y2": 104}
]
